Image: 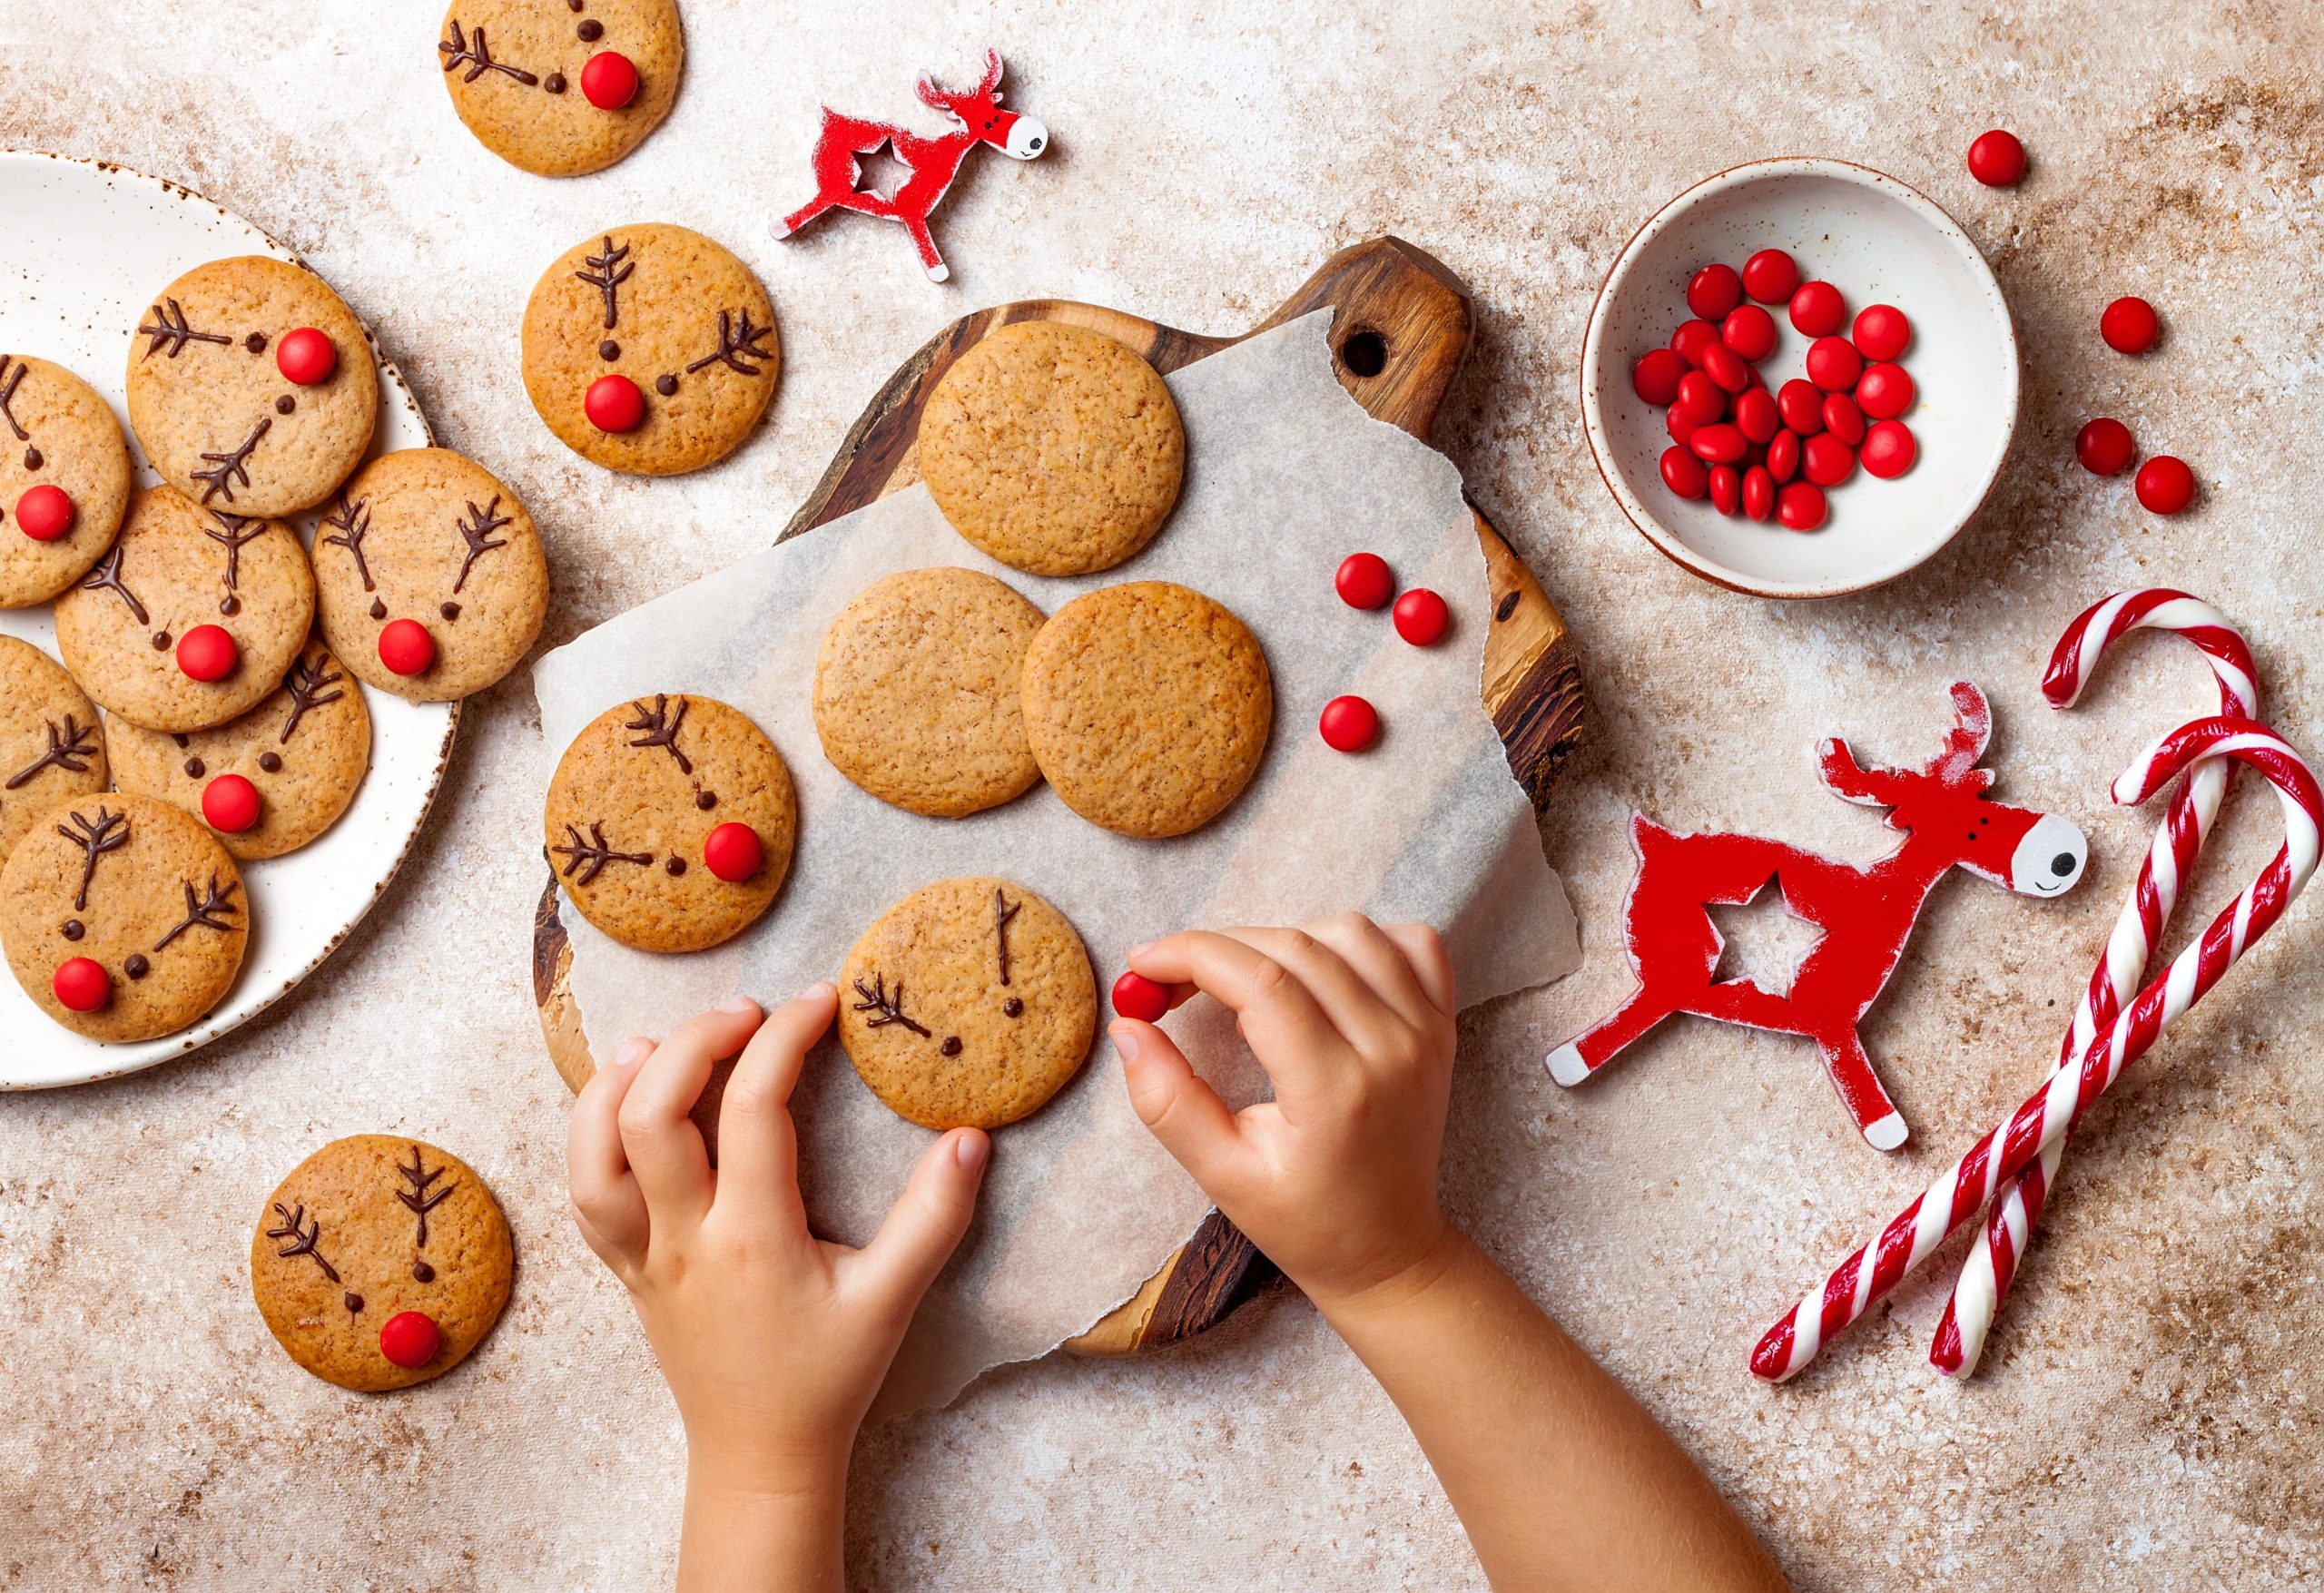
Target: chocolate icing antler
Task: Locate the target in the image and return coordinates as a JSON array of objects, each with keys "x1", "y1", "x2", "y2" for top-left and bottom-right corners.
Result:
[
  {"x1": 6, "y1": 715, "x2": 97, "y2": 791},
  {"x1": 993, "y1": 887, "x2": 1020, "y2": 986},
  {"x1": 192, "y1": 417, "x2": 271, "y2": 505},
  {"x1": 55, "y1": 806, "x2": 128, "y2": 911},
  {"x1": 279, "y1": 654, "x2": 346, "y2": 744},
  {"x1": 574, "y1": 237, "x2": 635, "y2": 330},
  {"x1": 319, "y1": 491, "x2": 375, "y2": 592},
  {"x1": 0, "y1": 359, "x2": 29, "y2": 442},
  {"x1": 624, "y1": 694, "x2": 692, "y2": 773},
  {"x1": 267, "y1": 1203, "x2": 341, "y2": 1283},
  {"x1": 851, "y1": 973, "x2": 932, "y2": 1037},
  {"x1": 204, "y1": 511, "x2": 266, "y2": 590},
  {"x1": 451, "y1": 497, "x2": 512, "y2": 595},
  {"x1": 138, "y1": 299, "x2": 232, "y2": 360},
  {"x1": 684, "y1": 309, "x2": 776, "y2": 378},
  {"x1": 154, "y1": 875, "x2": 241, "y2": 950},
  {"x1": 78, "y1": 544, "x2": 148, "y2": 626},
  {"x1": 439, "y1": 19, "x2": 539, "y2": 85},
  {"x1": 551, "y1": 821, "x2": 654, "y2": 885},
  {"x1": 395, "y1": 1145, "x2": 458, "y2": 1249}
]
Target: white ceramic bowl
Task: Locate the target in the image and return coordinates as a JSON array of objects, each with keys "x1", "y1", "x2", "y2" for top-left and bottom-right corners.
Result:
[{"x1": 1581, "y1": 158, "x2": 2017, "y2": 598}]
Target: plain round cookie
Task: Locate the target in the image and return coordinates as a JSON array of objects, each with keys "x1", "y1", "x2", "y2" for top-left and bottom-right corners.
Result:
[
  {"x1": 520, "y1": 224, "x2": 778, "y2": 476},
  {"x1": 0, "y1": 356, "x2": 133, "y2": 607},
  {"x1": 839, "y1": 876, "x2": 1096, "y2": 1130},
  {"x1": 312, "y1": 449, "x2": 549, "y2": 702},
  {"x1": 250, "y1": 1135, "x2": 513, "y2": 1392},
  {"x1": 438, "y1": 0, "x2": 684, "y2": 178},
  {"x1": 812, "y1": 567, "x2": 1046, "y2": 818},
  {"x1": 1019, "y1": 581, "x2": 1272, "y2": 838},
  {"x1": 0, "y1": 793, "x2": 246, "y2": 1042},
  {"x1": 0, "y1": 637, "x2": 108, "y2": 865},
  {"x1": 125, "y1": 256, "x2": 378, "y2": 518},
  {"x1": 919, "y1": 321, "x2": 1185, "y2": 576},
  {"x1": 53, "y1": 486, "x2": 317, "y2": 733},
  {"x1": 545, "y1": 693, "x2": 796, "y2": 952},
  {"x1": 107, "y1": 639, "x2": 371, "y2": 860}
]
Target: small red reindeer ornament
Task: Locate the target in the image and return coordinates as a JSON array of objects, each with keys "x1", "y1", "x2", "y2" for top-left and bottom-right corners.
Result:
[
  {"x1": 1547, "y1": 683, "x2": 2088, "y2": 1150},
  {"x1": 773, "y1": 50, "x2": 1049, "y2": 283}
]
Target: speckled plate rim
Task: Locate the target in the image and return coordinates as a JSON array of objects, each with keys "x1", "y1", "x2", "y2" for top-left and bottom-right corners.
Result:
[
  {"x1": 0, "y1": 149, "x2": 458, "y2": 1088},
  {"x1": 1578, "y1": 155, "x2": 2020, "y2": 600}
]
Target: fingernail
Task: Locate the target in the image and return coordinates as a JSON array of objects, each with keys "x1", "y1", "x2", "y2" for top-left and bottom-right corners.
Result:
[
  {"x1": 718, "y1": 993, "x2": 759, "y2": 1014},
  {"x1": 799, "y1": 980, "x2": 835, "y2": 1001},
  {"x1": 614, "y1": 1037, "x2": 653, "y2": 1068},
  {"x1": 1109, "y1": 1023, "x2": 1141, "y2": 1064},
  {"x1": 1126, "y1": 940, "x2": 1154, "y2": 959},
  {"x1": 953, "y1": 1130, "x2": 990, "y2": 1173}
]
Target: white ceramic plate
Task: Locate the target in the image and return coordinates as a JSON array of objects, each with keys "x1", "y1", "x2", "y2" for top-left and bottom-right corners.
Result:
[
  {"x1": 1581, "y1": 158, "x2": 2018, "y2": 598},
  {"x1": 0, "y1": 151, "x2": 456, "y2": 1088}
]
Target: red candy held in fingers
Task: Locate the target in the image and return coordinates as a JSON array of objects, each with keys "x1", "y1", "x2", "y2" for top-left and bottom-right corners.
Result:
[
  {"x1": 1698, "y1": 341, "x2": 1750, "y2": 395},
  {"x1": 53, "y1": 957, "x2": 109, "y2": 1013},
  {"x1": 1802, "y1": 432, "x2": 1856, "y2": 487},
  {"x1": 1777, "y1": 379, "x2": 1824, "y2": 435},
  {"x1": 2135, "y1": 455, "x2": 2195, "y2": 515},
  {"x1": 1687, "y1": 263, "x2": 1743, "y2": 321},
  {"x1": 1689, "y1": 423, "x2": 1747, "y2": 465},
  {"x1": 1855, "y1": 361, "x2": 1915, "y2": 419},
  {"x1": 580, "y1": 50, "x2": 640, "y2": 110},
  {"x1": 1805, "y1": 336, "x2": 1862, "y2": 391},
  {"x1": 1776, "y1": 480, "x2": 1828, "y2": 531},
  {"x1": 1659, "y1": 446, "x2": 1709, "y2": 499},
  {"x1": 585, "y1": 373, "x2": 646, "y2": 434},
  {"x1": 1334, "y1": 552, "x2": 1393, "y2": 610},
  {"x1": 202, "y1": 773, "x2": 261, "y2": 834},
  {"x1": 1788, "y1": 280, "x2": 1846, "y2": 338},
  {"x1": 1111, "y1": 970, "x2": 1169, "y2": 1024},
  {"x1": 1631, "y1": 348, "x2": 1687, "y2": 407},
  {"x1": 1821, "y1": 391, "x2": 1866, "y2": 446},
  {"x1": 704, "y1": 821, "x2": 764, "y2": 881},
  {"x1": 1669, "y1": 319, "x2": 1720, "y2": 368},
  {"x1": 1733, "y1": 386, "x2": 1779, "y2": 445},
  {"x1": 177, "y1": 624, "x2": 237, "y2": 683},
  {"x1": 1851, "y1": 304, "x2": 1911, "y2": 362},
  {"x1": 15, "y1": 484, "x2": 74, "y2": 541},
  {"x1": 1967, "y1": 129, "x2": 2026, "y2": 187},
  {"x1": 1392, "y1": 587, "x2": 1449, "y2": 646},
  {"x1": 378, "y1": 617, "x2": 436, "y2": 677},
  {"x1": 2101, "y1": 296, "x2": 2159, "y2": 355},
  {"x1": 1720, "y1": 303, "x2": 1777, "y2": 362},
  {"x1": 1318, "y1": 694, "x2": 1379, "y2": 752},
  {"x1": 2076, "y1": 417, "x2": 2135, "y2": 476},
  {"x1": 379, "y1": 1311, "x2": 441, "y2": 1369},
  {"x1": 1674, "y1": 369, "x2": 1726, "y2": 423},
  {"x1": 1861, "y1": 419, "x2": 1917, "y2": 478},
  {"x1": 275, "y1": 327, "x2": 337, "y2": 386},
  {"x1": 1742, "y1": 465, "x2": 1775, "y2": 521},
  {"x1": 1766, "y1": 428, "x2": 1800, "y2": 483},
  {"x1": 1742, "y1": 249, "x2": 1798, "y2": 304}
]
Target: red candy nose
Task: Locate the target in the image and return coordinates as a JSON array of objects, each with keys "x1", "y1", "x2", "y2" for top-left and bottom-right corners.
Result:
[
  {"x1": 202, "y1": 773, "x2": 261, "y2": 834},
  {"x1": 53, "y1": 957, "x2": 110, "y2": 1013},
  {"x1": 276, "y1": 327, "x2": 338, "y2": 386},
  {"x1": 378, "y1": 617, "x2": 436, "y2": 677},
  {"x1": 703, "y1": 821, "x2": 763, "y2": 882},
  {"x1": 379, "y1": 1310, "x2": 442, "y2": 1369},
  {"x1": 1111, "y1": 970, "x2": 1169, "y2": 1024},
  {"x1": 15, "y1": 484, "x2": 75, "y2": 542},
  {"x1": 584, "y1": 373, "x2": 646, "y2": 434},
  {"x1": 581, "y1": 50, "x2": 640, "y2": 109},
  {"x1": 177, "y1": 624, "x2": 239, "y2": 682}
]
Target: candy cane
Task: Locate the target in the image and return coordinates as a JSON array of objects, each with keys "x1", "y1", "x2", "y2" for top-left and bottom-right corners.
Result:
[
  {"x1": 1929, "y1": 593, "x2": 2259, "y2": 1376},
  {"x1": 1753, "y1": 718, "x2": 2319, "y2": 1382}
]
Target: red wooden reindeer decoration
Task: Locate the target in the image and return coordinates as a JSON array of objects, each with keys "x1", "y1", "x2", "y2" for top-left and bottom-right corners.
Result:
[
  {"x1": 773, "y1": 50, "x2": 1049, "y2": 282},
  {"x1": 1547, "y1": 683, "x2": 2088, "y2": 1150}
]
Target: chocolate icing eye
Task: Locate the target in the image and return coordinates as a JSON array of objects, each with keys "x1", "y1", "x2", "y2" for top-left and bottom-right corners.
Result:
[{"x1": 1002, "y1": 998, "x2": 1023, "y2": 1018}]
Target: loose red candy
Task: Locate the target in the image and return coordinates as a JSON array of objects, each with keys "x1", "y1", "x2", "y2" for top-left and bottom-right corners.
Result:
[
  {"x1": 1686, "y1": 263, "x2": 1744, "y2": 321},
  {"x1": 15, "y1": 484, "x2": 74, "y2": 542},
  {"x1": 1669, "y1": 319, "x2": 1721, "y2": 369},
  {"x1": 1967, "y1": 129, "x2": 2027, "y2": 187},
  {"x1": 202, "y1": 773, "x2": 261, "y2": 834},
  {"x1": 53, "y1": 957, "x2": 109, "y2": 1013},
  {"x1": 1334, "y1": 551, "x2": 1393, "y2": 609},
  {"x1": 1392, "y1": 587, "x2": 1448, "y2": 646},
  {"x1": 378, "y1": 617, "x2": 436, "y2": 677},
  {"x1": 1318, "y1": 694, "x2": 1379, "y2": 752},
  {"x1": 1741, "y1": 464, "x2": 1776, "y2": 522},
  {"x1": 1742, "y1": 248, "x2": 1799, "y2": 304},
  {"x1": 2134, "y1": 456, "x2": 2195, "y2": 515},
  {"x1": 1674, "y1": 369, "x2": 1726, "y2": 423},
  {"x1": 1111, "y1": 970, "x2": 1170, "y2": 1024},
  {"x1": 1631, "y1": 348, "x2": 1687, "y2": 407},
  {"x1": 1665, "y1": 405, "x2": 1702, "y2": 447},
  {"x1": 1851, "y1": 304, "x2": 1912, "y2": 362},
  {"x1": 1802, "y1": 432, "x2": 1856, "y2": 487},
  {"x1": 1805, "y1": 336, "x2": 1862, "y2": 392},
  {"x1": 1776, "y1": 379, "x2": 1824, "y2": 435},
  {"x1": 1788, "y1": 280, "x2": 1846, "y2": 338},
  {"x1": 2101, "y1": 296, "x2": 2159, "y2": 355},
  {"x1": 1821, "y1": 391, "x2": 1866, "y2": 446},
  {"x1": 177, "y1": 624, "x2": 238, "y2": 683},
  {"x1": 1861, "y1": 419, "x2": 1917, "y2": 479},
  {"x1": 1732, "y1": 387, "x2": 1780, "y2": 445},
  {"x1": 1698, "y1": 341, "x2": 1750, "y2": 395},
  {"x1": 585, "y1": 373, "x2": 646, "y2": 433},
  {"x1": 1855, "y1": 361, "x2": 1915, "y2": 419},
  {"x1": 1720, "y1": 303, "x2": 1777, "y2": 363},
  {"x1": 2075, "y1": 417, "x2": 2135, "y2": 477},
  {"x1": 1659, "y1": 446, "x2": 1709, "y2": 499},
  {"x1": 1766, "y1": 428, "x2": 1800, "y2": 484},
  {"x1": 1688, "y1": 422, "x2": 1747, "y2": 465},
  {"x1": 1708, "y1": 464, "x2": 1741, "y2": 516},
  {"x1": 580, "y1": 50, "x2": 640, "y2": 110},
  {"x1": 704, "y1": 821, "x2": 764, "y2": 881},
  {"x1": 275, "y1": 327, "x2": 337, "y2": 386},
  {"x1": 1776, "y1": 480, "x2": 1828, "y2": 532},
  {"x1": 379, "y1": 1311, "x2": 442, "y2": 1370}
]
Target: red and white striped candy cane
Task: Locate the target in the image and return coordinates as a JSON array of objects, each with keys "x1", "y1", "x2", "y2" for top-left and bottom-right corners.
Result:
[
  {"x1": 1929, "y1": 592, "x2": 2259, "y2": 1376},
  {"x1": 1754, "y1": 718, "x2": 2320, "y2": 1382}
]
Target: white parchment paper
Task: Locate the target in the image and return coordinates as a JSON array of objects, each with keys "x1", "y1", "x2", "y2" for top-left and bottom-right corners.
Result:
[{"x1": 532, "y1": 313, "x2": 1578, "y2": 1415}]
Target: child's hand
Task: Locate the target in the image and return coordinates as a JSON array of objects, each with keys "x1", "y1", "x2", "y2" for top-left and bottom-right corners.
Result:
[
  {"x1": 1113, "y1": 914, "x2": 1458, "y2": 1310},
  {"x1": 566, "y1": 987, "x2": 989, "y2": 1505}
]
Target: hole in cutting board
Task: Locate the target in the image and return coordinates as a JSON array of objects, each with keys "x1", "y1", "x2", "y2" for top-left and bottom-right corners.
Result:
[{"x1": 1338, "y1": 329, "x2": 1388, "y2": 378}]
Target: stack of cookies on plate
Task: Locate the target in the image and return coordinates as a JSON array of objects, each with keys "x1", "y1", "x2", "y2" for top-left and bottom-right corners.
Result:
[{"x1": 1, "y1": 256, "x2": 549, "y2": 1042}]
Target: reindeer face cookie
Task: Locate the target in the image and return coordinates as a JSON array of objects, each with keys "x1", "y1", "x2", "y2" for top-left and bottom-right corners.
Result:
[
  {"x1": 125, "y1": 256, "x2": 377, "y2": 519},
  {"x1": 0, "y1": 794, "x2": 246, "y2": 1041},
  {"x1": 544, "y1": 693, "x2": 797, "y2": 952},
  {"x1": 0, "y1": 637, "x2": 108, "y2": 866},
  {"x1": 840, "y1": 876, "x2": 1097, "y2": 1130},
  {"x1": 520, "y1": 224, "x2": 779, "y2": 477},
  {"x1": 312, "y1": 448, "x2": 549, "y2": 702},
  {"x1": 251, "y1": 1136, "x2": 513, "y2": 1392},
  {"x1": 53, "y1": 486, "x2": 317, "y2": 733},
  {"x1": 0, "y1": 356, "x2": 133, "y2": 608},
  {"x1": 438, "y1": 0, "x2": 684, "y2": 178}
]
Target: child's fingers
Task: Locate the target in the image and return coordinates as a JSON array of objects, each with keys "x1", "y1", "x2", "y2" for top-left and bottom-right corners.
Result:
[
  {"x1": 568, "y1": 1036, "x2": 653, "y2": 1261},
  {"x1": 617, "y1": 999, "x2": 763, "y2": 1226},
  {"x1": 1375, "y1": 921, "x2": 1456, "y2": 1016},
  {"x1": 1219, "y1": 925, "x2": 1397, "y2": 1057},
  {"x1": 854, "y1": 1128, "x2": 991, "y2": 1317},
  {"x1": 1115, "y1": 1020, "x2": 1246, "y2": 1195},
  {"x1": 1126, "y1": 930, "x2": 1342, "y2": 1094},
  {"x1": 713, "y1": 984, "x2": 840, "y2": 1233},
  {"x1": 1301, "y1": 912, "x2": 1442, "y2": 1033}
]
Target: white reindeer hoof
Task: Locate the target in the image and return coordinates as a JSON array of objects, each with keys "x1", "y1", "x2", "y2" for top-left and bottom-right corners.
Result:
[
  {"x1": 771, "y1": 220, "x2": 793, "y2": 240},
  {"x1": 1545, "y1": 1042, "x2": 1590, "y2": 1087},
  {"x1": 1862, "y1": 1112, "x2": 1909, "y2": 1152},
  {"x1": 925, "y1": 261, "x2": 950, "y2": 283}
]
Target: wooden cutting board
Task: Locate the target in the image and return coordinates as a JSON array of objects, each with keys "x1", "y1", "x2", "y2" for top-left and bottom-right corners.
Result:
[{"x1": 529, "y1": 237, "x2": 1586, "y2": 1353}]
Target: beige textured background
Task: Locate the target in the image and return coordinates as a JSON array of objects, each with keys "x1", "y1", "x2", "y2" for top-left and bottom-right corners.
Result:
[{"x1": 4, "y1": 2, "x2": 2321, "y2": 1588}]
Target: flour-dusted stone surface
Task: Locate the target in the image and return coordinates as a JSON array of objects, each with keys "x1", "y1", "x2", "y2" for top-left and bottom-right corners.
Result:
[
  {"x1": 312, "y1": 448, "x2": 548, "y2": 702},
  {"x1": 52, "y1": 485, "x2": 315, "y2": 733},
  {"x1": 0, "y1": 356, "x2": 131, "y2": 607},
  {"x1": 840, "y1": 876, "x2": 1097, "y2": 1130},
  {"x1": 438, "y1": 0, "x2": 684, "y2": 178},
  {"x1": 812, "y1": 565, "x2": 1047, "y2": 818},
  {"x1": 7, "y1": 3, "x2": 2324, "y2": 1589},
  {"x1": 921, "y1": 320, "x2": 1185, "y2": 575},
  {"x1": 0, "y1": 635, "x2": 107, "y2": 864},
  {"x1": 250, "y1": 1135, "x2": 512, "y2": 1391},
  {"x1": 124, "y1": 256, "x2": 376, "y2": 517},
  {"x1": 107, "y1": 639, "x2": 371, "y2": 860}
]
